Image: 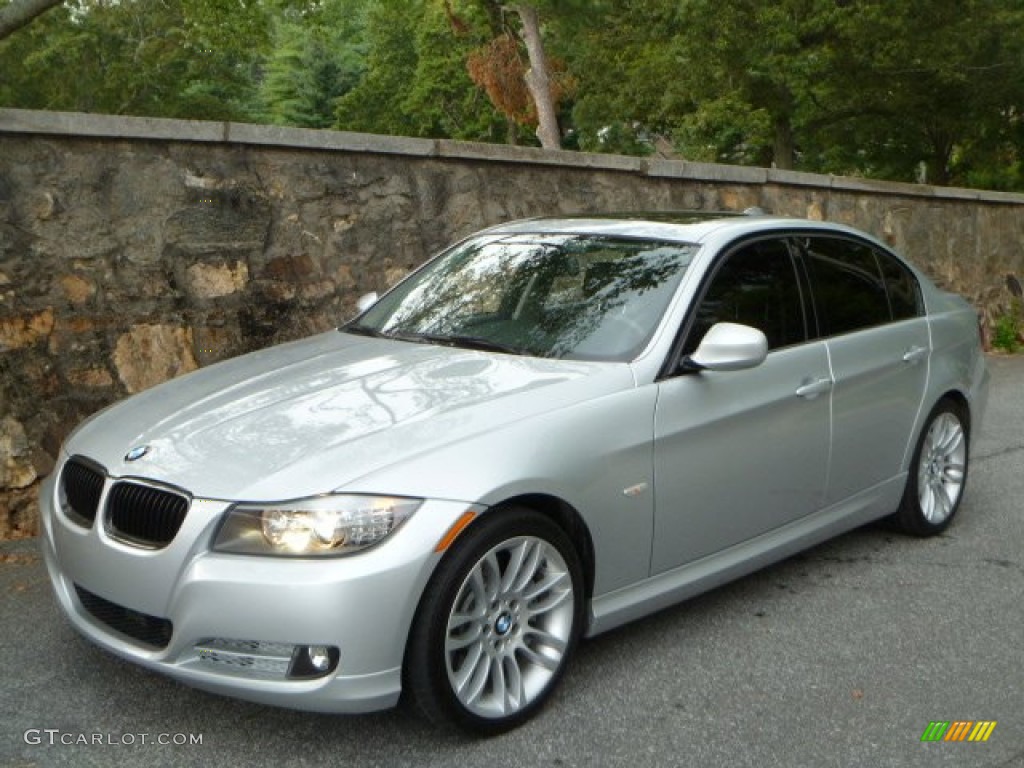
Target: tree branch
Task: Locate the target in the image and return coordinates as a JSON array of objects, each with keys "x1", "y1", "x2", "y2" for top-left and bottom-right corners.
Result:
[{"x1": 0, "y1": 0, "x2": 64, "y2": 41}]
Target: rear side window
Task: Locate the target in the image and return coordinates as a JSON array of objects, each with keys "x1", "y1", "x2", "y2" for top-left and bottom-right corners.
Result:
[
  {"x1": 801, "y1": 237, "x2": 890, "y2": 336},
  {"x1": 876, "y1": 248, "x2": 924, "y2": 320}
]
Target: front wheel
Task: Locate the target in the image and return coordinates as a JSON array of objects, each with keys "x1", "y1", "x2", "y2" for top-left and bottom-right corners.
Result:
[
  {"x1": 403, "y1": 509, "x2": 583, "y2": 734},
  {"x1": 892, "y1": 399, "x2": 969, "y2": 536}
]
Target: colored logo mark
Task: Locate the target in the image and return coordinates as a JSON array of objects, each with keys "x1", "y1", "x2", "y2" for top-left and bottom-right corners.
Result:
[
  {"x1": 124, "y1": 445, "x2": 150, "y2": 462},
  {"x1": 921, "y1": 721, "x2": 997, "y2": 742}
]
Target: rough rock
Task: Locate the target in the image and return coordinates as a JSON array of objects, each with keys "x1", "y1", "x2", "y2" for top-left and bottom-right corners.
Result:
[
  {"x1": 113, "y1": 324, "x2": 198, "y2": 394},
  {"x1": 59, "y1": 274, "x2": 96, "y2": 304},
  {"x1": 0, "y1": 309, "x2": 54, "y2": 351},
  {"x1": 185, "y1": 261, "x2": 250, "y2": 300},
  {"x1": 0, "y1": 417, "x2": 37, "y2": 489}
]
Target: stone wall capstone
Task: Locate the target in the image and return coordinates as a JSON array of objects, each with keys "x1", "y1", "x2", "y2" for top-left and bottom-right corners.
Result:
[{"x1": 2, "y1": 108, "x2": 1023, "y2": 538}]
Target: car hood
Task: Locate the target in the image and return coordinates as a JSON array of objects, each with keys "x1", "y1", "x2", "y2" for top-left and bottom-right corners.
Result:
[{"x1": 64, "y1": 331, "x2": 634, "y2": 500}]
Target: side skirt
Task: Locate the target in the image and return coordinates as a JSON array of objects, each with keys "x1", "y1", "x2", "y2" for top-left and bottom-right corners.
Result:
[{"x1": 586, "y1": 475, "x2": 905, "y2": 637}]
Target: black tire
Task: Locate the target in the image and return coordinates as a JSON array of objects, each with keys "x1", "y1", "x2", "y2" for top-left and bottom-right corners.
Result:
[
  {"x1": 403, "y1": 508, "x2": 584, "y2": 735},
  {"x1": 892, "y1": 399, "x2": 970, "y2": 536}
]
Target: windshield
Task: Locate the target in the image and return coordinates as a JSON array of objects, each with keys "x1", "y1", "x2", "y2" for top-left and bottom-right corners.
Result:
[{"x1": 347, "y1": 233, "x2": 697, "y2": 361}]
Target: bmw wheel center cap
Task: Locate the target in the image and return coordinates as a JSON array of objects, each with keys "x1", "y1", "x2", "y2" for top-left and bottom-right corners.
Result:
[{"x1": 495, "y1": 613, "x2": 512, "y2": 636}]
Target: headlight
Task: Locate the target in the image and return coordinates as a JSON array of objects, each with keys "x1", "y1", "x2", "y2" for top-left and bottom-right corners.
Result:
[{"x1": 213, "y1": 495, "x2": 422, "y2": 556}]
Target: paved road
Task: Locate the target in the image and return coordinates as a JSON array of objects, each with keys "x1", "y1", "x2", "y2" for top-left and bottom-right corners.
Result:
[{"x1": 1, "y1": 357, "x2": 1022, "y2": 768}]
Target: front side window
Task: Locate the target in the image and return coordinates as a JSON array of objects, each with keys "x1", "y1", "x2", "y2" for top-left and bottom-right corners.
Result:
[
  {"x1": 685, "y1": 238, "x2": 806, "y2": 353},
  {"x1": 349, "y1": 234, "x2": 697, "y2": 362}
]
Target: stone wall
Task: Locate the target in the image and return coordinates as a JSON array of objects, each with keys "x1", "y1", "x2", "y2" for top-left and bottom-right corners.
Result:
[{"x1": 2, "y1": 107, "x2": 1023, "y2": 538}]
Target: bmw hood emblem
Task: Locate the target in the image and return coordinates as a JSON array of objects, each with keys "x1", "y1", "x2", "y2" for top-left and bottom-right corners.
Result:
[{"x1": 124, "y1": 445, "x2": 151, "y2": 462}]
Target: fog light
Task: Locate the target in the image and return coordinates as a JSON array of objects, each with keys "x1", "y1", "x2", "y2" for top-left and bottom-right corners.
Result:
[
  {"x1": 287, "y1": 644, "x2": 340, "y2": 679},
  {"x1": 308, "y1": 645, "x2": 331, "y2": 672}
]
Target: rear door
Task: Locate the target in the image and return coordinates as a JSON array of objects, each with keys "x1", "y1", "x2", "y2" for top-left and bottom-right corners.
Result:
[
  {"x1": 651, "y1": 237, "x2": 831, "y2": 574},
  {"x1": 797, "y1": 235, "x2": 930, "y2": 504}
]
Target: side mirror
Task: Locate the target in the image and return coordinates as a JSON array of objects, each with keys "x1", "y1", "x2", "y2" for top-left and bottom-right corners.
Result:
[
  {"x1": 356, "y1": 292, "x2": 379, "y2": 313},
  {"x1": 684, "y1": 322, "x2": 767, "y2": 372}
]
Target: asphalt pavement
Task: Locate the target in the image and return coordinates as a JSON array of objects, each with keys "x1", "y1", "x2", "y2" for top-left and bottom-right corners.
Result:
[{"x1": 1, "y1": 356, "x2": 1022, "y2": 768}]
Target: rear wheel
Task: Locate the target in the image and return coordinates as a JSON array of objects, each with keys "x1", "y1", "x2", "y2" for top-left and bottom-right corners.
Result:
[
  {"x1": 404, "y1": 509, "x2": 583, "y2": 734},
  {"x1": 893, "y1": 399, "x2": 969, "y2": 536}
]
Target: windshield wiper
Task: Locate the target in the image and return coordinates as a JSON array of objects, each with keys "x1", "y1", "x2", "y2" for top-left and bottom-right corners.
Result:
[
  {"x1": 342, "y1": 323, "x2": 390, "y2": 338},
  {"x1": 401, "y1": 332, "x2": 527, "y2": 356},
  {"x1": 348, "y1": 326, "x2": 528, "y2": 355}
]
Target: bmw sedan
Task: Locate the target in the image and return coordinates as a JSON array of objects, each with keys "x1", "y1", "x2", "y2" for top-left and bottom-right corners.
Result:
[{"x1": 40, "y1": 212, "x2": 989, "y2": 733}]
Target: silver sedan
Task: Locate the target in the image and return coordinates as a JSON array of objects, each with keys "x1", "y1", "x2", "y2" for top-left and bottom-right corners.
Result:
[{"x1": 40, "y1": 212, "x2": 989, "y2": 733}]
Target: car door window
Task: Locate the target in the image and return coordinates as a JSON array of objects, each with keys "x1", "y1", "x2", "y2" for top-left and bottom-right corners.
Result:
[
  {"x1": 801, "y1": 236, "x2": 890, "y2": 336},
  {"x1": 685, "y1": 238, "x2": 806, "y2": 353},
  {"x1": 876, "y1": 247, "x2": 924, "y2": 320}
]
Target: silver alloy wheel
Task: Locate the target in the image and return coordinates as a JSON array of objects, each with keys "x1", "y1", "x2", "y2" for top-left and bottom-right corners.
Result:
[
  {"x1": 444, "y1": 535, "x2": 575, "y2": 719},
  {"x1": 917, "y1": 412, "x2": 967, "y2": 524}
]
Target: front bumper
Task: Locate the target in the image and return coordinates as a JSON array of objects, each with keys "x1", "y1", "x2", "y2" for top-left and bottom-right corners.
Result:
[{"x1": 39, "y1": 468, "x2": 477, "y2": 713}]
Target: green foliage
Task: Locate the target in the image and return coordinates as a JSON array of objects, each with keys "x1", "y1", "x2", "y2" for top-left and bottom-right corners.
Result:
[
  {"x1": 574, "y1": 121, "x2": 654, "y2": 156},
  {"x1": 3, "y1": 0, "x2": 1024, "y2": 191},
  {"x1": 333, "y1": 2, "x2": 421, "y2": 136},
  {"x1": 257, "y1": 2, "x2": 368, "y2": 129},
  {"x1": 808, "y1": 0, "x2": 1024, "y2": 186},
  {"x1": 567, "y1": 0, "x2": 1024, "y2": 185},
  {"x1": 335, "y1": 0, "x2": 505, "y2": 141},
  {"x1": 401, "y1": 1, "x2": 506, "y2": 141},
  {"x1": 0, "y1": 2, "x2": 68, "y2": 109},
  {"x1": 0, "y1": 0, "x2": 270, "y2": 119},
  {"x1": 563, "y1": 1, "x2": 682, "y2": 154},
  {"x1": 992, "y1": 301, "x2": 1022, "y2": 353}
]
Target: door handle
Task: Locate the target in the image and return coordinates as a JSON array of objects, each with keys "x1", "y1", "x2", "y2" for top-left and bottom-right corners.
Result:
[
  {"x1": 902, "y1": 345, "x2": 928, "y2": 364},
  {"x1": 795, "y1": 377, "x2": 832, "y2": 399}
]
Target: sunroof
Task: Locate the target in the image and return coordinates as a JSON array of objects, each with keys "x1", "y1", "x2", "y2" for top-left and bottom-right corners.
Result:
[{"x1": 536, "y1": 210, "x2": 755, "y2": 225}]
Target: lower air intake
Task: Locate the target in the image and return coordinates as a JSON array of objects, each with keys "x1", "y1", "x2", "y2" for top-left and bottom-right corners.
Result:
[{"x1": 74, "y1": 584, "x2": 173, "y2": 650}]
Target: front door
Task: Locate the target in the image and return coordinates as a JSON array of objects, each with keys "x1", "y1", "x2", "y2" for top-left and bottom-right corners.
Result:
[{"x1": 651, "y1": 238, "x2": 831, "y2": 574}]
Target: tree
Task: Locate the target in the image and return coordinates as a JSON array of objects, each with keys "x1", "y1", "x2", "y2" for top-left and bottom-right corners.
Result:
[
  {"x1": 336, "y1": 0, "x2": 505, "y2": 141},
  {"x1": 334, "y1": 2, "x2": 421, "y2": 135},
  {"x1": 565, "y1": 1, "x2": 690, "y2": 154},
  {"x1": 460, "y1": 0, "x2": 579, "y2": 146},
  {"x1": 663, "y1": 0, "x2": 851, "y2": 170},
  {"x1": 817, "y1": 0, "x2": 1024, "y2": 186},
  {"x1": 403, "y1": 1, "x2": 506, "y2": 140},
  {"x1": 258, "y1": 1, "x2": 368, "y2": 129},
  {"x1": 461, "y1": 1, "x2": 588, "y2": 149},
  {"x1": 0, "y1": 0, "x2": 270, "y2": 119},
  {"x1": 567, "y1": 0, "x2": 1024, "y2": 186}
]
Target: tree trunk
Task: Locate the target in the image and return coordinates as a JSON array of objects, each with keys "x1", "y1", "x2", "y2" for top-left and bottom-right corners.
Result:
[
  {"x1": 924, "y1": 155, "x2": 951, "y2": 186},
  {"x1": 773, "y1": 114, "x2": 795, "y2": 170},
  {"x1": 924, "y1": 131, "x2": 953, "y2": 186},
  {"x1": 511, "y1": 4, "x2": 561, "y2": 150},
  {"x1": 505, "y1": 117, "x2": 520, "y2": 146},
  {"x1": 0, "y1": 0, "x2": 63, "y2": 41}
]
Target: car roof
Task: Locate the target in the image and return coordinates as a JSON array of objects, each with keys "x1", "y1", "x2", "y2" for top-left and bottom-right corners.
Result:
[{"x1": 481, "y1": 211, "x2": 878, "y2": 247}]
